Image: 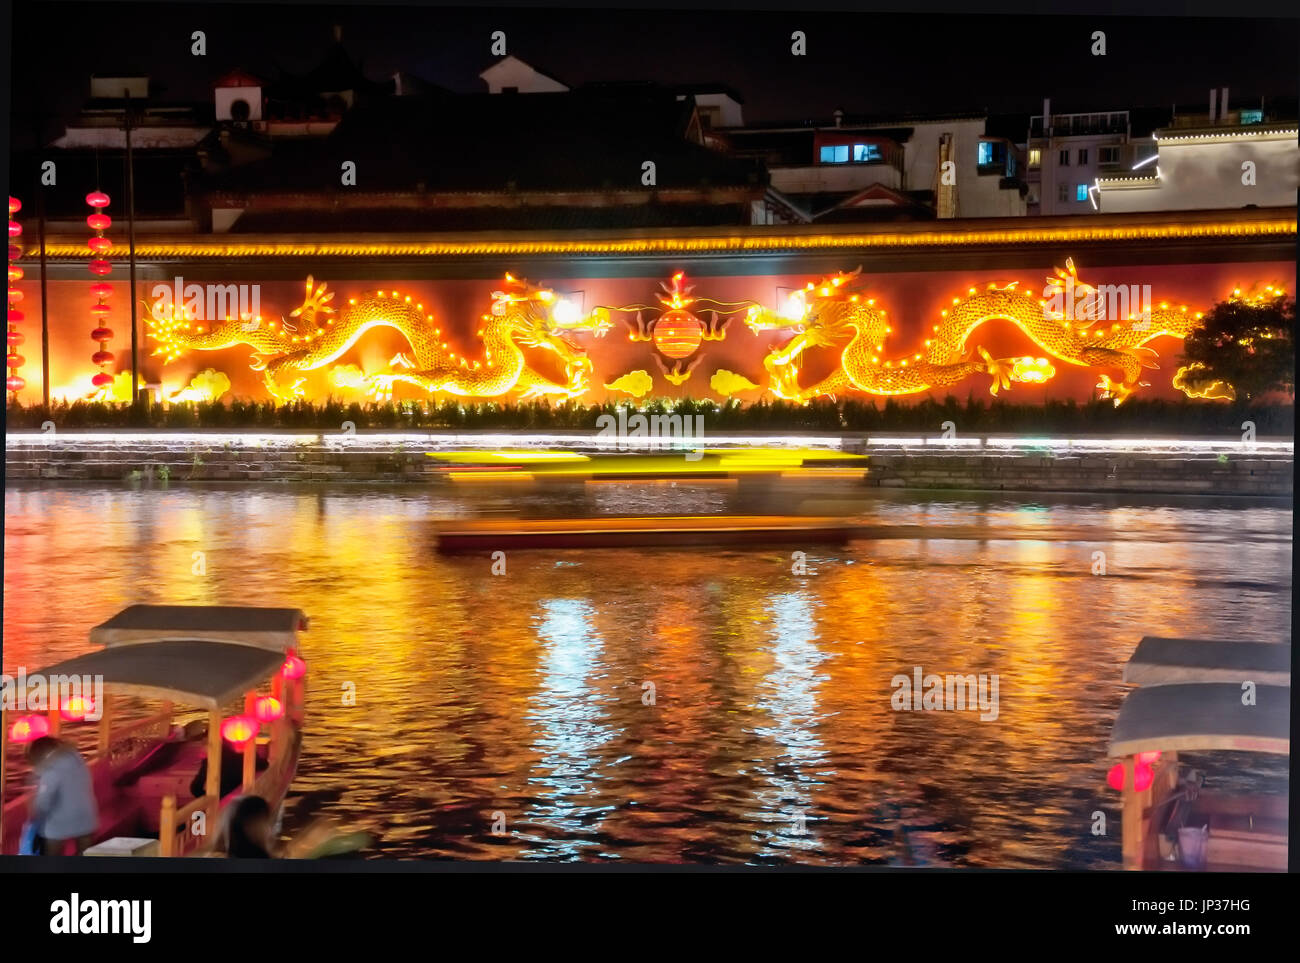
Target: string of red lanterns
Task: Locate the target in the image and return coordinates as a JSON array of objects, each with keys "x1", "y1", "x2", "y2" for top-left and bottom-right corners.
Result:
[
  {"x1": 7, "y1": 196, "x2": 25, "y2": 398},
  {"x1": 86, "y1": 191, "x2": 114, "y2": 392}
]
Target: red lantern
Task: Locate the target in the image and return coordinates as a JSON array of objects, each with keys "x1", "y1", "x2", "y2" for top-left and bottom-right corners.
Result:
[
  {"x1": 8, "y1": 713, "x2": 50, "y2": 744},
  {"x1": 1106, "y1": 762, "x2": 1126, "y2": 791},
  {"x1": 280, "y1": 654, "x2": 306, "y2": 680},
  {"x1": 1133, "y1": 762, "x2": 1154, "y2": 792},
  {"x1": 6, "y1": 198, "x2": 21, "y2": 400},
  {"x1": 253, "y1": 696, "x2": 284, "y2": 723},
  {"x1": 86, "y1": 193, "x2": 114, "y2": 391},
  {"x1": 220, "y1": 715, "x2": 258, "y2": 750},
  {"x1": 60, "y1": 695, "x2": 95, "y2": 721}
]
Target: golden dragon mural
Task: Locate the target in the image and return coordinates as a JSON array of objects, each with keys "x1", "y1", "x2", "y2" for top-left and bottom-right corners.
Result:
[
  {"x1": 145, "y1": 274, "x2": 612, "y2": 402},
  {"x1": 745, "y1": 260, "x2": 1208, "y2": 405}
]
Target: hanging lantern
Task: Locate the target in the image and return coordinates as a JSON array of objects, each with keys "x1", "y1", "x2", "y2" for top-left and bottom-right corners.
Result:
[
  {"x1": 6, "y1": 197, "x2": 23, "y2": 397},
  {"x1": 7, "y1": 713, "x2": 50, "y2": 744},
  {"x1": 59, "y1": 695, "x2": 96, "y2": 722},
  {"x1": 280, "y1": 653, "x2": 306, "y2": 680},
  {"x1": 86, "y1": 192, "x2": 113, "y2": 391},
  {"x1": 253, "y1": 695, "x2": 284, "y2": 723},
  {"x1": 1105, "y1": 762, "x2": 1126, "y2": 791},
  {"x1": 220, "y1": 715, "x2": 258, "y2": 750}
]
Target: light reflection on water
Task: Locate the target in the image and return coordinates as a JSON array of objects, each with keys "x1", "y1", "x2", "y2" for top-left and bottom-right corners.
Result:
[{"x1": 3, "y1": 482, "x2": 1291, "y2": 866}]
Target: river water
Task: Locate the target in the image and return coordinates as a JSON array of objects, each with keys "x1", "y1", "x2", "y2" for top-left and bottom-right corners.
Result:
[{"x1": 3, "y1": 481, "x2": 1290, "y2": 866}]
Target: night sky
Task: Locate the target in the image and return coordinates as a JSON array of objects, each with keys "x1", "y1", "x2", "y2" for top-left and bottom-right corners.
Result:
[{"x1": 8, "y1": 2, "x2": 1299, "y2": 142}]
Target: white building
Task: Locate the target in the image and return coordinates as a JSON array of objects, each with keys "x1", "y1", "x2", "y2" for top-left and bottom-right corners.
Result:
[
  {"x1": 1097, "y1": 106, "x2": 1298, "y2": 213},
  {"x1": 479, "y1": 56, "x2": 569, "y2": 94},
  {"x1": 723, "y1": 112, "x2": 1026, "y2": 220},
  {"x1": 1024, "y1": 103, "x2": 1135, "y2": 215}
]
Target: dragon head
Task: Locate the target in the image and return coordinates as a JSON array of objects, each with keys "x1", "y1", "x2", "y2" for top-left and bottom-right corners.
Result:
[{"x1": 745, "y1": 266, "x2": 867, "y2": 336}]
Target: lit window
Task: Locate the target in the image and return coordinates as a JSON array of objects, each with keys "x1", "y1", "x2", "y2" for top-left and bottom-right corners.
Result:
[
  {"x1": 819, "y1": 144, "x2": 849, "y2": 163},
  {"x1": 1240, "y1": 109, "x2": 1263, "y2": 125},
  {"x1": 1076, "y1": 184, "x2": 1089, "y2": 202},
  {"x1": 978, "y1": 142, "x2": 994, "y2": 165},
  {"x1": 1028, "y1": 148, "x2": 1041, "y2": 168},
  {"x1": 852, "y1": 143, "x2": 882, "y2": 162}
]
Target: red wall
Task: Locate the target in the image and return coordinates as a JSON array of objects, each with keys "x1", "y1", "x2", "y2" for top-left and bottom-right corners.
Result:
[{"x1": 12, "y1": 260, "x2": 1295, "y2": 406}]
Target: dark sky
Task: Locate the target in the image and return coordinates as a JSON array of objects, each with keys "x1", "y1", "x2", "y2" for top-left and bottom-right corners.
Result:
[{"x1": 9, "y1": 2, "x2": 1299, "y2": 138}]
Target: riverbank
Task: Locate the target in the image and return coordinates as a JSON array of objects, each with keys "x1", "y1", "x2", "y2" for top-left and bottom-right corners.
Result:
[{"x1": 5, "y1": 430, "x2": 1293, "y2": 495}]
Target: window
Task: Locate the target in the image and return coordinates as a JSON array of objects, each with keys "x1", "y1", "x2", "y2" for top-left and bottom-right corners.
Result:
[
  {"x1": 1076, "y1": 184, "x2": 1089, "y2": 202},
  {"x1": 819, "y1": 144, "x2": 849, "y2": 164},
  {"x1": 852, "y1": 143, "x2": 882, "y2": 162},
  {"x1": 1098, "y1": 146, "x2": 1119, "y2": 164},
  {"x1": 1077, "y1": 148, "x2": 1089, "y2": 165},
  {"x1": 1028, "y1": 148, "x2": 1041, "y2": 168},
  {"x1": 978, "y1": 141, "x2": 994, "y2": 165},
  {"x1": 1059, "y1": 149, "x2": 1070, "y2": 166},
  {"x1": 1240, "y1": 109, "x2": 1263, "y2": 125},
  {"x1": 1058, "y1": 183, "x2": 1069, "y2": 203}
]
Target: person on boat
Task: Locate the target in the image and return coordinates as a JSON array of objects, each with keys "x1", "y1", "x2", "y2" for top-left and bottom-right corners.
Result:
[
  {"x1": 189, "y1": 739, "x2": 268, "y2": 801},
  {"x1": 222, "y1": 795, "x2": 275, "y2": 858},
  {"x1": 26, "y1": 737, "x2": 98, "y2": 856}
]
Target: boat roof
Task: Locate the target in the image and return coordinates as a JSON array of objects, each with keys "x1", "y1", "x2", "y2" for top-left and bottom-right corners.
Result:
[
  {"x1": 31, "y1": 640, "x2": 287, "y2": 710},
  {"x1": 89, "y1": 605, "x2": 308, "y2": 652},
  {"x1": 1124, "y1": 637, "x2": 1291, "y2": 687},
  {"x1": 1109, "y1": 683, "x2": 1290, "y2": 757}
]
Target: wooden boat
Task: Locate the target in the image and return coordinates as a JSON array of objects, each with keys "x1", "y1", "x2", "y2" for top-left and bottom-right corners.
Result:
[
  {"x1": 437, "y1": 514, "x2": 866, "y2": 551},
  {"x1": 1107, "y1": 636, "x2": 1289, "y2": 871},
  {"x1": 1, "y1": 605, "x2": 308, "y2": 857}
]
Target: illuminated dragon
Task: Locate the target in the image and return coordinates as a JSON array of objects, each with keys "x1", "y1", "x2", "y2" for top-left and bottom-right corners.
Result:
[
  {"x1": 146, "y1": 275, "x2": 611, "y2": 402},
  {"x1": 745, "y1": 260, "x2": 1208, "y2": 405}
]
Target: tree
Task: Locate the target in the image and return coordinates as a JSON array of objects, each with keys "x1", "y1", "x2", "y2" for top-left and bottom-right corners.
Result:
[{"x1": 1177, "y1": 290, "x2": 1294, "y2": 402}]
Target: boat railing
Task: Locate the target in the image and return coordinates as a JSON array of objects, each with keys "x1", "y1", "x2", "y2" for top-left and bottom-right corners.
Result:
[{"x1": 158, "y1": 793, "x2": 218, "y2": 857}]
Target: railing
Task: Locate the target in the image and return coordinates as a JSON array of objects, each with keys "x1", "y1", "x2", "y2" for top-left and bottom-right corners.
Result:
[{"x1": 158, "y1": 793, "x2": 217, "y2": 857}]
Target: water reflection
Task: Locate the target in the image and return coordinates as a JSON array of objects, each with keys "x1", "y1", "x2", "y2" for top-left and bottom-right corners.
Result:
[{"x1": 3, "y1": 482, "x2": 1291, "y2": 866}]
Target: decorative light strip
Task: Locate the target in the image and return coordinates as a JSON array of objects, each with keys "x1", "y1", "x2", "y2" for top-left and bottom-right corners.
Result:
[
  {"x1": 86, "y1": 191, "x2": 114, "y2": 391},
  {"x1": 6, "y1": 431, "x2": 1292, "y2": 455},
  {"x1": 19, "y1": 217, "x2": 1297, "y2": 260},
  {"x1": 1154, "y1": 127, "x2": 1298, "y2": 143},
  {"x1": 7, "y1": 197, "x2": 24, "y2": 397}
]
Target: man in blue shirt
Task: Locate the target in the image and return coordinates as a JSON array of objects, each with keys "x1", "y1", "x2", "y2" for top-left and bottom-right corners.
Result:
[{"x1": 27, "y1": 737, "x2": 99, "y2": 855}]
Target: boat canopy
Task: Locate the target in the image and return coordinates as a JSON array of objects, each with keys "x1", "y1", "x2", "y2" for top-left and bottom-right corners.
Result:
[
  {"x1": 1123, "y1": 637, "x2": 1290, "y2": 687},
  {"x1": 30, "y1": 640, "x2": 287, "y2": 710},
  {"x1": 1108, "y1": 682, "x2": 1290, "y2": 758},
  {"x1": 90, "y1": 605, "x2": 308, "y2": 652}
]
